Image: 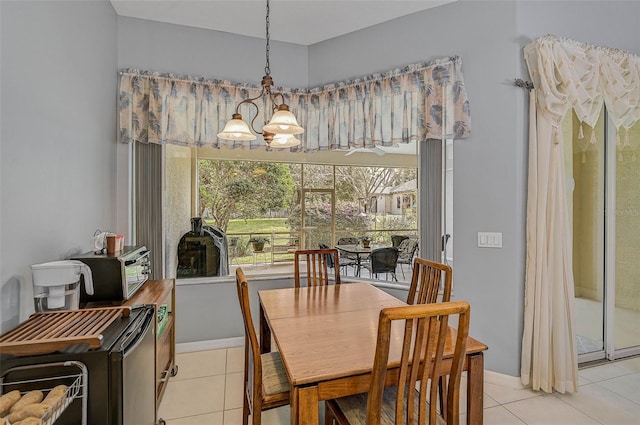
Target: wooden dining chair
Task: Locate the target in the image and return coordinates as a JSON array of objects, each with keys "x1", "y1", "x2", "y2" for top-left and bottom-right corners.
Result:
[
  {"x1": 406, "y1": 258, "x2": 453, "y2": 417},
  {"x1": 235, "y1": 268, "x2": 290, "y2": 425},
  {"x1": 325, "y1": 301, "x2": 470, "y2": 425},
  {"x1": 294, "y1": 248, "x2": 341, "y2": 287},
  {"x1": 406, "y1": 258, "x2": 452, "y2": 305}
]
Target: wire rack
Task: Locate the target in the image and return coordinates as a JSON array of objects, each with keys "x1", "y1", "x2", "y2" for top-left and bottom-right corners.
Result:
[{"x1": 0, "y1": 361, "x2": 88, "y2": 425}]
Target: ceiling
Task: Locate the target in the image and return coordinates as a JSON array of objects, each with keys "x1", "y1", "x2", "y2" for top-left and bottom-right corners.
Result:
[{"x1": 110, "y1": 0, "x2": 455, "y2": 46}]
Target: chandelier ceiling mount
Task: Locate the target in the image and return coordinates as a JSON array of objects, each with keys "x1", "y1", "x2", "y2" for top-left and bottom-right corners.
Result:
[{"x1": 217, "y1": 0, "x2": 303, "y2": 148}]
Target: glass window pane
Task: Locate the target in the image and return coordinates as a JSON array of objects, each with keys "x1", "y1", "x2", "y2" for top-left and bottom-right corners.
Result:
[
  {"x1": 302, "y1": 164, "x2": 333, "y2": 189},
  {"x1": 615, "y1": 121, "x2": 640, "y2": 350},
  {"x1": 565, "y1": 110, "x2": 606, "y2": 356}
]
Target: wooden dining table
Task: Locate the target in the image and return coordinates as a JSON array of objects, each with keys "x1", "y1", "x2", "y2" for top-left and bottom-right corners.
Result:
[{"x1": 258, "y1": 282, "x2": 488, "y2": 425}]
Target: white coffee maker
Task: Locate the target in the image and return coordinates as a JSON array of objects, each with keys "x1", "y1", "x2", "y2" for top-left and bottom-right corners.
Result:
[{"x1": 31, "y1": 260, "x2": 94, "y2": 311}]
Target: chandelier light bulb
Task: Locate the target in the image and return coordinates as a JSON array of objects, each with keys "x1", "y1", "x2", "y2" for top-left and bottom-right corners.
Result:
[
  {"x1": 263, "y1": 105, "x2": 304, "y2": 135},
  {"x1": 270, "y1": 133, "x2": 301, "y2": 148}
]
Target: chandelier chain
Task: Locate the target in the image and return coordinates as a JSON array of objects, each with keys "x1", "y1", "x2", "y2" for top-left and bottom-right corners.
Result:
[{"x1": 264, "y1": 0, "x2": 271, "y2": 76}]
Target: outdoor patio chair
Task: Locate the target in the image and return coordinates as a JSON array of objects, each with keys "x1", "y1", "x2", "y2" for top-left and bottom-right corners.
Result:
[
  {"x1": 363, "y1": 247, "x2": 399, "y2": 282},
  {"x1": 396, "y1": 238, "x2": 419, "y2": 279},
  {"x1": 336, "y1": 237, "x2": 360, "y2": 274},
  {"x1": 391, "y1": 234, "x2": 410, "y2": 248}
]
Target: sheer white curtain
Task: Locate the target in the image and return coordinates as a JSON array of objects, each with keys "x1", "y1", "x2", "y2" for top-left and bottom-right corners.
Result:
[{"x1": 522, "y1": 35, "x2": 640, "y2": 393}]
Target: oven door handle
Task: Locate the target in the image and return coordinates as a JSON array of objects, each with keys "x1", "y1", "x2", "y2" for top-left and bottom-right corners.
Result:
[{"x1": 120, "y1": 307, "x2": 154, "y2": 356}]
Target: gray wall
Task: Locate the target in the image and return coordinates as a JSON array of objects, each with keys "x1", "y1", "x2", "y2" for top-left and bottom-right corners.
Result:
[
  {"x1": 0, "y1": 1, "x2": 117, "y2": 331},
  {"x1": 310, "y1": 0, "x2": 525, "y2": 376},
  {"x1": 117, "y1": 16, "x2": 309, "y2": 88},
  {"x1": 516, "y1": 0, "x2": 640, "y2": 56}
]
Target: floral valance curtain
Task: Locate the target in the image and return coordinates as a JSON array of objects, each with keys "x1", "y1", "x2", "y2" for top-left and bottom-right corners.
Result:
[
  {"x1": 521, "y1": 35, "x2": 640, "y2": 394},
  {"x1": 118, "y1": 56, "x2": 471, "y2": 151}
]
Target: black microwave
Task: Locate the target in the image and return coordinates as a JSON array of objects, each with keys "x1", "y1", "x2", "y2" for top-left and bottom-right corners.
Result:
[{"x1": 72, "y1": 245, "x2": 151, "y2": 304}]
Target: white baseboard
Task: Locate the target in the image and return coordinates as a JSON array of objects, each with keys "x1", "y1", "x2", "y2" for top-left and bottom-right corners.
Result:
[
  {"x1": 484, "y1": 369, "x2": 528, "y2": 389},
  {"x1": 176, "y1": 337, "x2": 244, "y2": 353}
]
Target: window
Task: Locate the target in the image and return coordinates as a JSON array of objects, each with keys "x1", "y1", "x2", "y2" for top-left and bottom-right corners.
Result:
[
  {"x1": 197, "y1": 160, "x2": 417, "y2": 282},
  {"x1": 164, "y1": 144, "x2": 420, "y2": 284}
]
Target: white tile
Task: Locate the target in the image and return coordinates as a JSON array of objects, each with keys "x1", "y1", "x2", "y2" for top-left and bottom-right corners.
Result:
[
  {"x1": 504, "y1": 394, "x2": 600, "y2": 424},
  {"x1": 483, "y1": 379, "x2": 543, "y2": 404},
  {"x1": 223, "y1": 408, "x2": 244, "y2": 425},
  {"x1": 553, "y1": 382, "x2": 640, "y2": 425},
  {"x1": 159, "y1": 375, "x2": 226, "y2": 420},
  {"x1": 224, "y1": 371, "x2": 245, "y2": 410},
  {"x1": 174, "y1": 349, "x2": 227, "y2": 380},
  {"x1": 578, "y1": 374, "x2": 592, "y2": 386},
  {"x1": 166, "y1": 412, "x2": 224, "y2": 425},
  {"x1": 224, "y1": 404, "x2": 290, "y2": 425},
  {"x1": 481, "y1": 405, "x2": 526, "y2": 425},
  {"x1": 484, "y1": 393, "x2": 500, "y2": 409},
  {"x1": 597, "y1": 372, "x2": 640, "y2": 404},
  {"x1": 578, "y1": 363, "x2": 629, "y2": 383},
  {"x1": 226, "y1": 346, "x2": 245, "y2": 374},
  {"x1": 456, "y1": 375, "x2": 499, "y2": 414},
  {"x1": 259, "y1": 406, "x2": 290, "y2": 425},
  {"x1": 616, "y1": 356, "x2": 640, "y2": 374}
]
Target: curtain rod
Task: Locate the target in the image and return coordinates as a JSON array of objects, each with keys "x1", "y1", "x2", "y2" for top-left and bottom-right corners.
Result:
[{"x1": 514, "y1": 79, "x2": 534, "y2": 91}]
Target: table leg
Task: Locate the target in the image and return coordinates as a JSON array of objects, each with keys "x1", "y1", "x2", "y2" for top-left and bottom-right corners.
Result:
[
  {"x1": 466, "y1": 352, "x2": 484, "y2": 425},
  {"x1": 291, "y1": 385, "x2": 319, "y2": 425},
  {"x1": 259, "y1": 303, "x2": 271, "y2": 354}
]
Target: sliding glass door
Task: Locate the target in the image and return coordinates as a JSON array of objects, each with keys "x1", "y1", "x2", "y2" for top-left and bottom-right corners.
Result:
[
  {"x1": 566, "y1": 109, "x2": 640, "y2": 362},
  {"x1": 612, "y1": 120, "x2": 640, "y2": 357}
]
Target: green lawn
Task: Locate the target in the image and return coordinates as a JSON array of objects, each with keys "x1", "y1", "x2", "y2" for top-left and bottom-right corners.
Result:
[{"x1": 225, "y1": 218, "x2": 290, "y2": 235}]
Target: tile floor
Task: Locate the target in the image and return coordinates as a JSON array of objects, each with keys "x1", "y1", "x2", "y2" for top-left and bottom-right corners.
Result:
[{"x1": 158, "y1": 348, "x2": 640, "y2": 425}]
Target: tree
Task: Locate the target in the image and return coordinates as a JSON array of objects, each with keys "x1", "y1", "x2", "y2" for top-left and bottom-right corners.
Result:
[
  {"x1": 335, "y1": 166, "x2": 416, "y2": 212},
  {"x1": 198, "y1": 160, "x2": 296, "y2": 231}
]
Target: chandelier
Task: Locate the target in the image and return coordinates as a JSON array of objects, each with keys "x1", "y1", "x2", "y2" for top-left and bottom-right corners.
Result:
[{"x1": 217, "y1": 0, "x2": 303, "y2": 148}]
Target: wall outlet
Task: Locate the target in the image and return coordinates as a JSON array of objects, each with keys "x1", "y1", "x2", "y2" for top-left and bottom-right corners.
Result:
[{"x1": 478, "y1": 232, "x2": 502, "y2": 248}]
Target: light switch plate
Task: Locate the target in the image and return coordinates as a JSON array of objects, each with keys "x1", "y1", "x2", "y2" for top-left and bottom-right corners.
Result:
[{"x1": 478, "y1": 232, "x2": 502, "y2": 248}]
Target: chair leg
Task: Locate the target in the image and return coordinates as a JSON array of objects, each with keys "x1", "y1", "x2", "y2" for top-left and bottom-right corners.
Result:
[
  {"x1": 324, "y1": 402, "x2": 334, "y2": 425},
  {"x1": 401, "y1": 263, "x2": 406, "y2": 279},
  {"x1": 438, "y1": 375, "x2": 448, "y2": 422},
  {"x1": 242, "y1": 391, "x2": 250, "y2": 425}
]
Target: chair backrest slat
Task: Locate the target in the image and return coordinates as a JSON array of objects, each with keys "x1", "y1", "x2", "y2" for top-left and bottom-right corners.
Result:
[
  {"x1": 294, "y1": 248, "x2": 341, "y2": 287},
  {"x1": 407, "y1": 258, "x2": 452, "y2": 305}
]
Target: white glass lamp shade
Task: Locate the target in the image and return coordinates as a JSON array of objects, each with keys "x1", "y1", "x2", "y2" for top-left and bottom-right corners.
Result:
[
  {"x1": 270, "y1": 133, "x2": 301, "y2": 148},
  {"x1": 217, "y1": 115, "x2": 257, "y2": 141},
  {"x1": 263, "y1": 106, "x2": 304, "y2": 135}
]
